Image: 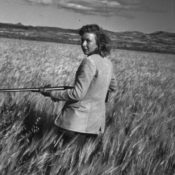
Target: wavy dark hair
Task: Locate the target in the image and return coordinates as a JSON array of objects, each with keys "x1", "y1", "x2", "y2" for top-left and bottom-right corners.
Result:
[{"x1": 79, "y1": 24, "x2": 112, "y2": 57}]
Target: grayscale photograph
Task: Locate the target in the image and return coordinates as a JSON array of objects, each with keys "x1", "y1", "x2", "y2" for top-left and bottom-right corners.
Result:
[{"x1": 0, "y1": 0, "x2": 175, "y2": 174}]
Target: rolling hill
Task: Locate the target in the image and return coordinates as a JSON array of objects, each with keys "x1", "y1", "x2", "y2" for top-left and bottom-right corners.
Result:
[{"x1": 0, "y1": 22, "x2": 175, "y2": 54}]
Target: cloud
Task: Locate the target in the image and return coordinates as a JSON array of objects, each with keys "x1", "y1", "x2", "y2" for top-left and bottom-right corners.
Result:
[
  {"x1": 25, "y1": 0, "x2": 164, "y2": 17},
  {"x1": 64, "y1": 3, "x2": 93, "y2": 10},
  {"x1": 26, "y1": 0, "x2": 53, "y2": 4}
]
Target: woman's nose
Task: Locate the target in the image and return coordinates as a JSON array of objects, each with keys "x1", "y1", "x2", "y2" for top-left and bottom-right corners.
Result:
[{"x1": 82, "y1": 41, "x2": 87, "y2": 47}]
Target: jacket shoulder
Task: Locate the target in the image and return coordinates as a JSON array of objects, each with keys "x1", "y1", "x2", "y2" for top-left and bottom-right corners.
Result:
[
  {"x1": 86, "y1": 55, "x2": 99, "y2": 68},
  {"x1": 88, "y1": 54, "x2": 101, "y2": 60}
]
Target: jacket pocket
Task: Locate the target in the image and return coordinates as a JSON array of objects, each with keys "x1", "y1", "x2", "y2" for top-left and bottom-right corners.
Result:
[{"x1": 72, "y1": 102, "x2": 91, "y2": 112}]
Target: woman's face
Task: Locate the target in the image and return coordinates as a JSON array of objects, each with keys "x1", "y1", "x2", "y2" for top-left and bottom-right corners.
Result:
[{"x1": 81, "y1": 33, "x2": 98, "y2": 56}]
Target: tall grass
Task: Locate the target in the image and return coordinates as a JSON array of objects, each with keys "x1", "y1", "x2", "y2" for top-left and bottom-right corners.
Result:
[{"x1": 0, "y1": 38, "x2": 175, "y2": 175}]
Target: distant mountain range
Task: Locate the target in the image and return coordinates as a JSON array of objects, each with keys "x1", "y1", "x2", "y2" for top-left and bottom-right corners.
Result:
[{"x1": 0, "y1": 22, "x2": 175, "y2": 54}]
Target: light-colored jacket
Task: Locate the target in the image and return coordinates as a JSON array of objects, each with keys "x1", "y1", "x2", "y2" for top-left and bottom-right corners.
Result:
[{"x1": 51, "y1": 54, "x2": 117, "y2": 134}]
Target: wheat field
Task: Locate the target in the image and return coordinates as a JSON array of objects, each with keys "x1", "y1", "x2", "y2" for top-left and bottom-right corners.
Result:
[{"x1": 0, "y1": 38, "x2": 175, "y2": 175}]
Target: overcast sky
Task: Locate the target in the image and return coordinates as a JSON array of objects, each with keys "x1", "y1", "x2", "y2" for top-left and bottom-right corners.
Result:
[{"x1": 0, "y1": 0, "x2": 174, "y2": 33}]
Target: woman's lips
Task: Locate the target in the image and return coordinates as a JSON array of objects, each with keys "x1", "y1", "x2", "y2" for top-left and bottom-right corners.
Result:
[{"x1": 83, "y1": 48, "x2": 88, "y2": 52}]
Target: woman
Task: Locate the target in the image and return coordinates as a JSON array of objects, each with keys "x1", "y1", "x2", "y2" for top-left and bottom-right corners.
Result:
[{"x1": 40, "y1": 24, "x2": 117, "y2": 145}]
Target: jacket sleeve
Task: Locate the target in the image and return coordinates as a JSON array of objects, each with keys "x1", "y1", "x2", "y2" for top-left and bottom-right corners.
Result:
[
  {"x1": 105, "y1": 65, "x2": 117, "y2": 103},
  {"x1": 109, "y1": 72, "x2": 117, "y2": 93},
  {"x1": 50, "y1": 58, "x2": 96, "y2": 102}
]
